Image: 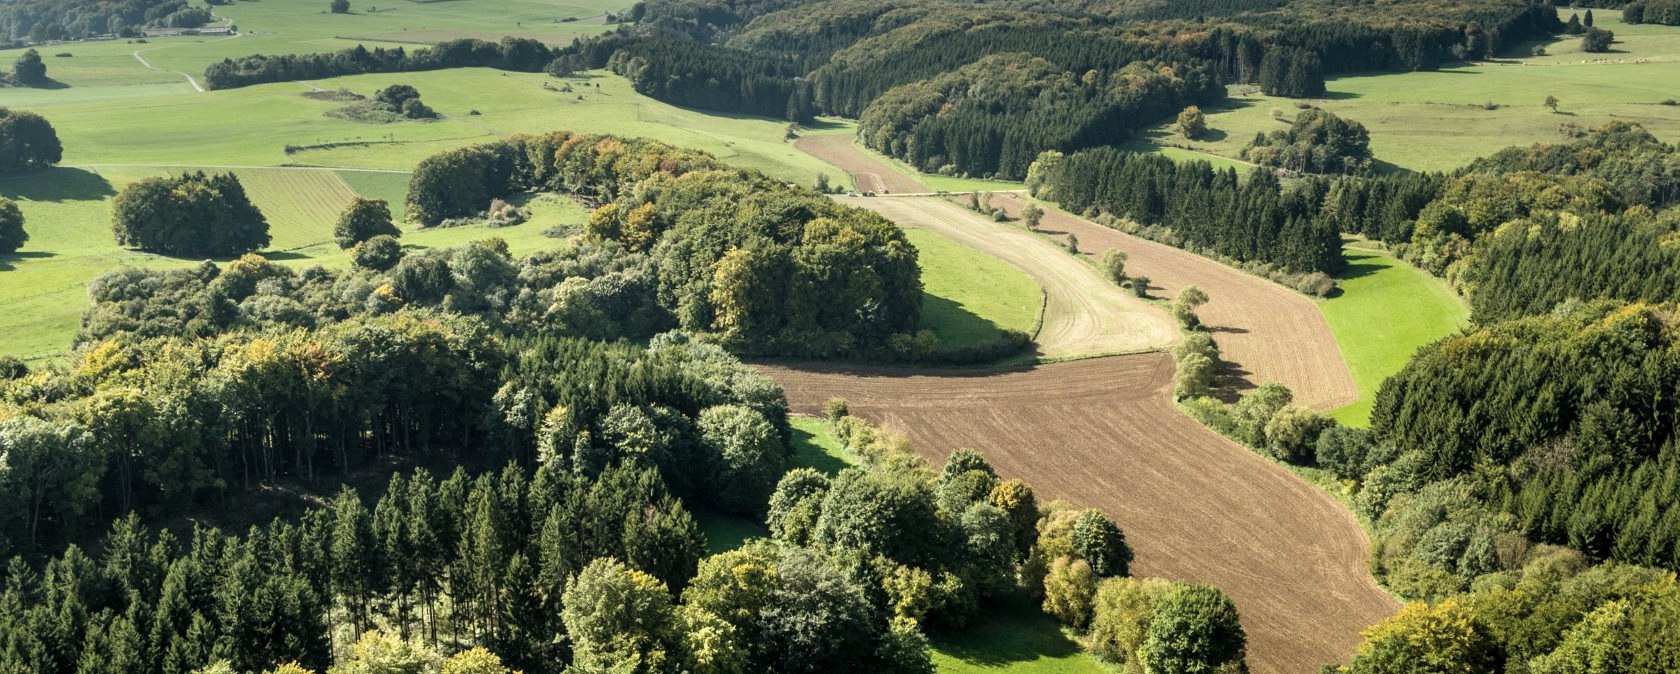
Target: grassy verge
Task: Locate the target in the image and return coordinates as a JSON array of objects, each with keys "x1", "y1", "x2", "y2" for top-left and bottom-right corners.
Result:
[
  {"x1": 902, "y1": 228, "x2": 1044, "y2": 349},
  {"x1": 1321, "y1": 245, "x2": 1467, "y2": 426}
]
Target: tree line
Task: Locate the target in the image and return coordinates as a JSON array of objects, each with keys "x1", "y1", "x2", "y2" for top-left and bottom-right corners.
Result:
[
  {"x1": 1626, "y1": 0, "x2": 1680, "y2": 24},
  {"x1": 1027, "y1": 147, "x2": 1345, "y2": 275},
  {"x1": 858, "y1": 54, "x2": 1221, "y2": 180},
  {"x1": 202, "y1": 38, "x2": 557, "y2": 91},
  {"x1": 0, "y1": 312, "x2": 806, "y2": 558},
  {"x1": 0, "y1": 0, "x2": 205, "y2": 42}
]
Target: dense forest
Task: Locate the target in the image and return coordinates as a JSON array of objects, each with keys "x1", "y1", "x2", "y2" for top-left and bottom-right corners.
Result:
[
  {"x1": 858, "y1": 54, "x2": 1221, "y2": 180},
  {"x1": 0, "y1": 0, "x2": 208, "y2": 41},
  {"x1": 1027, "y1": 148, "x2": 1344, "y2": 275},
  {"x1": 537, "y1": 0, "x2": 1560, "y2": 183},
  {"x1": 1625, "y1": 0, "x2": 1680, "y2": 25}
]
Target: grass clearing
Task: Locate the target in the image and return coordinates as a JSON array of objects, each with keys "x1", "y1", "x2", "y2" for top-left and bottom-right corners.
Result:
[
  {"x1": 902, "y1": 228, "x2": 1043, "y2": 349},
  {"x1": 1322, "y1": 246, "x2": 1467, "y2": 426},
  {"x1": 1132, "y1": 10, "x2": 1680, "y2": 172},
  {"x1": 789, "y1": 416, "x2": 859, "y2": 475},
  {"x1": 930, "y1": 593, "x2": 1105, "y2": 674}
]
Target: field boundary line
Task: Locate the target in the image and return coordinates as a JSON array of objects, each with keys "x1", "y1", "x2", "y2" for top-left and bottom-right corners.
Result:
[{"x1": 72, "y1": 164, "x2": 412, "y2": 174}]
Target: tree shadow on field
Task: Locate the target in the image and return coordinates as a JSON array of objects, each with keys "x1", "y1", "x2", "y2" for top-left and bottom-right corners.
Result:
[
  {"x1": 921, "y1": 293, "x2": 1007, "y2": 349},
  {"x1": 0, "y1": 250, "x2": 55, "y2": 271},
  {"x1": 0, "y1": 167, "x2": 116, "y2": 202},
  {"x1": 1337, "y1": 253, "x2": 1386, "y2": 281},
  {"x1": 931, "y1": 592, "x2": 1085, "y2": 666}
]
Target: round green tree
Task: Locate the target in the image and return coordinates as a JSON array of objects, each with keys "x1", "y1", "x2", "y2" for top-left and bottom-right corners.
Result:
[
  {"x1": 0, "y1": 197, "x2": 25, "y2": 254},
  {"x1": 1072, "y1": 508, "x2": 1133, "y2": 577},
  {"x1": 111, "y1": 172, "x2": 269, "y2": 257},
  {"x1": 335, "y1": 197, "x2": 401, "y2": 249},
  {"x1": 0, "y1": 108, "x2": 63, "y2": 175},
  {"x1": 1137, "y1": 583, "x2": 1247, "y2": 674}
]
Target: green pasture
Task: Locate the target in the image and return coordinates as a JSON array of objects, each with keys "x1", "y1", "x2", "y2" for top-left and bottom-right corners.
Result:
[
  {"x1": 1137, "y1": 9, "x2": 1680, "y2": 172},
  {"x1": 1321, "y1": 245, "x2": 1468, "y2": 426},
  {"x1": 902, "y1": 228, "x2": 1044, "y2": 350},
  {"x1": 0, "y1": 0, "x2": 627, "y2": 89},
  {"x1": 0, "y1": 165, "x2": 575, "y2": 362}
]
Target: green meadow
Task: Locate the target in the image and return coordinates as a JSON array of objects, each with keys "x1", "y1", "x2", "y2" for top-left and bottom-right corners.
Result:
[
  {"x1": 902, "y1": 228, "x2": 1043, "y2": 349},
  {"x1": 1136, "y1": 9, "x2": 1680, "y2": 172},
  {"x1": 1321, "y1": 245, "x2": 1468, "y2": 426}
]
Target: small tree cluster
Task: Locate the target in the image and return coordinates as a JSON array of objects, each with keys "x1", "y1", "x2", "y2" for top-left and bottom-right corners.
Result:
[{"x1": 110, "y1": 171, "x2": 270, "y2": 256}]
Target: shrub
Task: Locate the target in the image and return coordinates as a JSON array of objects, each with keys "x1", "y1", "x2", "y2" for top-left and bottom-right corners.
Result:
[
  {"x1": 824, "y1": 397, "x2": 850, "y2": 423},
  {"x1": 335, "y1": 197, "x2": 401, "y2": 249},
  {"x1": 1042, "y1": 557, "x2": 1097, "y2": 628},
  {"x1": 1071, "y1": 509, "x2": 1132, "y2": 577},
  {"x1": 1581, "y1": 28, "x2": 1614, "y2": 53},
  {"x1": 1136, "y1": 584, "x2": 1247, "y2": 674},
  {"x1": 1264, "y1": 406, "x2": 1334, "y2": 464},
  {"x1": 350, "y1": 235, "x2": 403, "y2": 271},
  {"x1": 1101, "y1": 249, "x2": 1128, "y2": 284}
]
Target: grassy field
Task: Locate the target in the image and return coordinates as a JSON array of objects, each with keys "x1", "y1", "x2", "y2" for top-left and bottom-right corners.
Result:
[
  {"x1": 1133, "y1": 9, "x2": 1680, "y2": 172},
  {"x1": 930, "y1": 594, "x2": 1106, "y2": 674},
  {"x1": 902, "y1": 228, "x2": 1044, "y2": 349},
  {"x1": 1322, "y1": 245, "x2": 1468, "y2": 426}
]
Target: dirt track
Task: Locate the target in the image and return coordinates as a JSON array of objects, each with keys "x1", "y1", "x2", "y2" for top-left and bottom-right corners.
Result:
[
  {"x1": 760, "y1": 358, "x2": 1399, "y2": 674},
  {"x1": 838, "y1": 196, "x2": 1177, "y2": 359},
  {"x1": 794, "y1": 134, "x2": 930, "y2": 194},
  {"x1": 987, "y1": 193, "x2": 1358, "y2": 410}
]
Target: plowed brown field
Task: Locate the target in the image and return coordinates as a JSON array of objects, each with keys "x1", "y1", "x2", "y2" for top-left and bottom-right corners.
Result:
[
  {"x1": 837, "y1": 196, "x2": 1178, "y2": 359},
  {"x1": 758, "y1": 357, "x2": 1399, "y2": 674},
  {"x1": 793, "y1": 134, "x2": 930, "y2": 194},
  {"x1": 776, "y1": 139, "x2": 1396, "y2": 673},
  {"x1": 986, "y1": 192, "x2": 1357, "y2": 410}
]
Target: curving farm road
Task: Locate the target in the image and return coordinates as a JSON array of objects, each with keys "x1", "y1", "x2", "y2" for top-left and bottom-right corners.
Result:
[
  {"x1": 770, "y1": 138, "x2": 1397, "y2": 673},
  {"x1": 986, "y1": 192, "x2": 1358, "y2": 410}
]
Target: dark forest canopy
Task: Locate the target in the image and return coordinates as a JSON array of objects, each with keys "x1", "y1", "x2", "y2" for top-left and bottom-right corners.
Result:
[
  {"x1": 1625, "y1": 0, "x2": 1680, "y2": 25},
  {"x1": 1029, "y1": 148, "x2": 1344, "y2": 275},
  {"x1": 1370, "y1": 303, "x2": 1680, "y2": 573},
  {"x1": 0, "y1": 0, "x2": 207, "y2": 41},
  {"x1": 548, "y1": 0, "x2": 1559, "y2": 184},
  {"x1": 858, "y1": 54, "x2": 1221, "y2": 180}
]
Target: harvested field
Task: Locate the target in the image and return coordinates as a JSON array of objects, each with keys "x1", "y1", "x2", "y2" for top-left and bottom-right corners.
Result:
[
  {"x1": 757, "y1": 357, "x2": 1400, "y2": 674},
  {"x1": 794, "y1": 134, "x2": 929, "y2": 195},
  {"x1": 839, "y1": 196, "x2": 1177, "y2": 359},
  {"x1": 986, "y1": 193, "x2": 1357, "y2": 410}
]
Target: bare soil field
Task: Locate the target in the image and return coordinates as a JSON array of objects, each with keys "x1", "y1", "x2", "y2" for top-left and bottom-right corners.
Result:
[
  {"x1": 838, "y1": 196, "x2": 1177, "y2": 359},
  {"x1": 758, "y1": 356, "x2": 1400, "y2": 674},
  {"x1": 794, "y1": 134, "x2": 930, "y2": 194},
  {"x1": 987, "y1": 193, "x2": 1357, "y2": 410}
]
